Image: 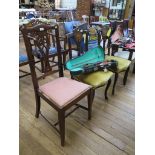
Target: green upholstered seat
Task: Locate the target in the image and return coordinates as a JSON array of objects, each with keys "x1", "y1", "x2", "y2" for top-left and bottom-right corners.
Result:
[
  {"x1": 105, "y1": 55, "x2": 131, "y2": 72},
  {"x1": 75, "y1": 71, "x2": 114, "y2": 88}
]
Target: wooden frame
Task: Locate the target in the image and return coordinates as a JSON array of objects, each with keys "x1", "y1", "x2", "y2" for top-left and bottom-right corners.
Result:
[
  {"x1": 21, "y1": 23, "x2": 93, "y2": 146},
  {"x1": 104, "y1": 20, "x2": 133, "y2": 95},
  {"x1": 67, "y1": 29, "x2": 113, "y2": 102}
]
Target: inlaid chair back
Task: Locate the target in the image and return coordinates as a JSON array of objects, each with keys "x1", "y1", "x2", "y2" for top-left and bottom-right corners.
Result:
[
  {"x1": 21, "y1": 23, "x2": 63, "y2": 80},
  {"x1": 68, "y1": 29, "x2": 87, "y2": 58}
]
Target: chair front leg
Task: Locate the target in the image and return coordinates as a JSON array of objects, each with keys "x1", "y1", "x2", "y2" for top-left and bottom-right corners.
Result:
[
  {"x1": 87, "y1": 89, "x2": 93, "y2": 120},
  {"x1": 91, "y1": 89, "x2": 95, "y2": 104},
  {"x1": 112, "y1": 73, "x2": 118, "y2": 95},
  {"x1": 105, "y1": 79, "x2": 111, "y2": 100},
  {"x1": 123, "y1": 66, "x2": 130, "y2": 85},
  {"x1": 58, "y1": 110, "x2": 65, "y2": 146}
]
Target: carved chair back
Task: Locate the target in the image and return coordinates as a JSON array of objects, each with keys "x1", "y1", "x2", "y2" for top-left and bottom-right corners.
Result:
[{"x1": 21, "y1": 23, "x2": 63, "y2": 86}]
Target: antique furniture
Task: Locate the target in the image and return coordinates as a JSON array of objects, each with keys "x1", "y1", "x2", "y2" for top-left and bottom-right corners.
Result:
[
  {"x1": 108, "y1": 0, "x2": 127, "y2": 20},
  {"x1": 67, "y1": 38, "x2": 114, "y2": 102},
  {"x1": 21, "y1": 23, "x2": 93, "y2": 146},
  {"x1": 102, "y1": 21, "x2": 132, "y2": 95}
]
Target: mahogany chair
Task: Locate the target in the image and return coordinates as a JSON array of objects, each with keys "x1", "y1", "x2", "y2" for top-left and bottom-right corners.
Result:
[
  {"x1": 101, "y1": 22, "x2": 132, "y2": 95},
  {"x1": 21, "y1": 23, "x2": 93, "y2": 146},
  {"x1": 67, "y1": 30, "x2": 114, "y2": 102},
  {"x1": 113, "y1": 20, "x2": 135, "y2": 73}
]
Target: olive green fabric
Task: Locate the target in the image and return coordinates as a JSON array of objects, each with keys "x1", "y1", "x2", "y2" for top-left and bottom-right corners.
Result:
[
  {"x1": 105, "y1": 56, "x2": 131, "y2": 72},
  {"x1": 75, "y1": 71, "x2": 113, "y2": 88}
]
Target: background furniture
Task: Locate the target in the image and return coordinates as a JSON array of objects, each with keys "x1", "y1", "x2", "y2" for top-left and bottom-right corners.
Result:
[
  {"x1": 108, "y1": 0, "x2": 127, "y2": 20},
  {"x1": 103, "y1": 22, "x2": 132, "y2": 94}
]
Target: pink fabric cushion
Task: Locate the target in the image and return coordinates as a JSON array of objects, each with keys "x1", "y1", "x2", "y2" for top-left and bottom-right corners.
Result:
[{"x1": 39, "y1": 77, "x2": 91, "y2": 109}]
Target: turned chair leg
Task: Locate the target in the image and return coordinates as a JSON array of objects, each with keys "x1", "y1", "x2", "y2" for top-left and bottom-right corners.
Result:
[
  {"x1": 123, "y1": 66, "x2": 130, "y2": 85},
  {"x1": 87, "y1": 89, "x2": 93, "y2": 120},
  {"x1": 58, "y1": 111, "x2": 65, "y2": 146},
  {"x1": 105, "y1": 79, "x2": 111, "y2": 100},
  {"x1": 35, "y1": 94, "x2": 41, "y2": 118},
  {"x1": 112, "y1": 73, "x2": 118, "y2": 95}
]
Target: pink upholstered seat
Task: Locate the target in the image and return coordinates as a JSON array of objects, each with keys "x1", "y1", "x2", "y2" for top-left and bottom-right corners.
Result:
[{"x1": 39, "y1": 77, "x2": 91, "y2": 109}]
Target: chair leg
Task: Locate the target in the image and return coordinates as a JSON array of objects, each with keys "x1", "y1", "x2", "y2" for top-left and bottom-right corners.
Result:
[
  {"x1": 123, "y1": 66, "x2": 130, "y2": 85},
  {"x1": 35, "y1": 94, "x2": 41, "y2": 118},
  {"x1": 41, "y1": 59, "x2": 44, "y2": 73},
  {"x1": 91, "y1": 89, "x2": 95, "y2": 103},
  {"x1": 112, "y1": 73, "x2": 118, "y2": 95},
  {"x1": 69, "y1": 50, "x2": 72, "y2": 59},
  {"x1": 58, "y1": 111, "x2": 65, "y2": 146},
  {"x1": 105, "y1": 79, "x2": 111, "y2": 100},
  {"x1": 132, "y1": 63, "x2": 135, "y2": 74},
  {"x1": 87, "y1": 89, "x2": 93, "y2": 120},
  {"x1": 62, "y1": 53, "x2": 66, "y2": 69}
]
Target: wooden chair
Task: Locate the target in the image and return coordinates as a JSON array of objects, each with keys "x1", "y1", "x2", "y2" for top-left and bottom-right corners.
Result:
[
  {"x1": 67, "y1": 30, "x2": 114, "y2": 102},
  {"x1": 21, "y1": 23, "x2": 93, "y2": 146},
  {"x1": 113, "y1": 20, "x2": 135, "y2": 74},
  {"x1": 101, "y1": 22, "x2": 132, "y2": 95}
]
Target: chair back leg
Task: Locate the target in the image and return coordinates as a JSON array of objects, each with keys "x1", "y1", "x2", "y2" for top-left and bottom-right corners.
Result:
[
  {"x1": 123, "y1": 66, "x2": 130, "y2": 85},
  {"x1": 58, "y1": 111, "x2": 65, "y2": 146},
  {"x1": 112, "y1": 73, "x2": 118, "y2": 95},
  {"x1": 87, "y1": 89, "x2": 93, "y2": 120},
  {"x1": 35, "y1": 93, "x2": 41, "y2": 118}
]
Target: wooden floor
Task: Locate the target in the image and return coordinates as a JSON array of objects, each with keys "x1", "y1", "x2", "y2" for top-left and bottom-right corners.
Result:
[{"x1": 20, "y1": 64, "x2": 135, "y2": 155}]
